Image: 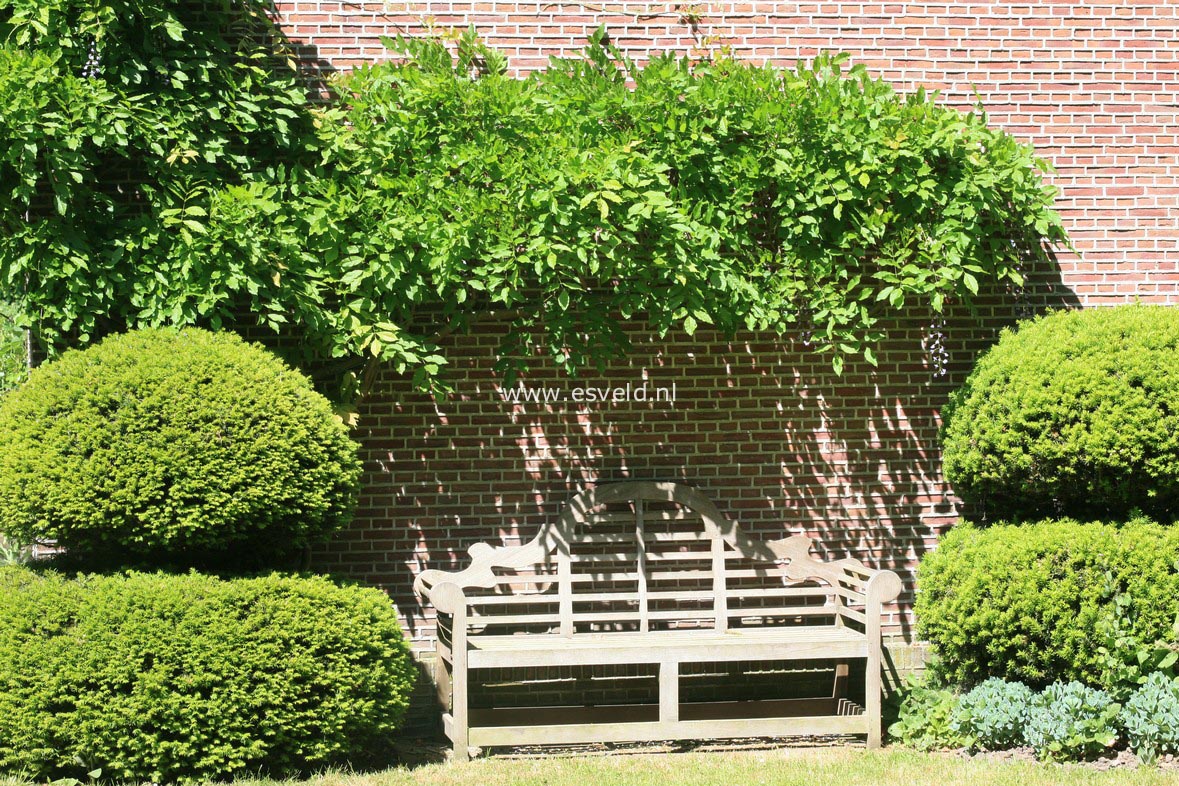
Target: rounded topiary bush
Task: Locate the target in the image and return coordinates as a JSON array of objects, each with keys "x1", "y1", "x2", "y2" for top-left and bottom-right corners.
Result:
[
  {"x1": 915, "y1": 519, "x2": 1179, "y2": 689},
  {"x1": 0, "y1": 568, "x2": 418, "y2": 783},
  {"x1": 941, "y1": 305, "x2": 1179, "y2": 521},
  {"x1": 0, "y1": 328, "x2": 361, "y2": 568}
]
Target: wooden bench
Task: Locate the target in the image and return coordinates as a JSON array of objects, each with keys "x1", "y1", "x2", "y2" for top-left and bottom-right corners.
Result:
[{"x1": 414, "y1": 481, "x2": 902, "y2": 759}]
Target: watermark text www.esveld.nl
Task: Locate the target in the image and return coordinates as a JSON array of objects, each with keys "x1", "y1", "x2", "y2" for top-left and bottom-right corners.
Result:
[{"x1": 502, "y1": 382, "x2": 677, "y2": 405}]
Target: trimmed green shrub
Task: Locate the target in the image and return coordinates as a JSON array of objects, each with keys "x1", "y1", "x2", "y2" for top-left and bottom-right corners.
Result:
[
  {"x1": 941, "y1": 305, "x2": 1179, "y2": 521},
  {"x1": 1121, "y1": 672, "x2": 1179, "y2": 764},
  {"x1": 0, "y1": 328, "x2": 361, "y2": 569},
  {"x1": 915, "y1": 519, "x2": 1179, "y2": 688},
  {"x1": 951, "y1": 678, "x2": 1034, "y2": 750},
  {"x1": 887, "y1": 674, "x2": 966, "y2": 751},
  {"x1": 1026, "y1": 681, "x2": 1119, "y2": 762},
  {"x1": 0, "y1": 568, "x2": 417, "y2": 783}
]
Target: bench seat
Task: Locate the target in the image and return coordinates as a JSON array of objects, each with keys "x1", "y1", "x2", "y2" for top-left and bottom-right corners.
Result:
[{"x1": 465, "y1": 626, "x2": 869, "y2": 668}]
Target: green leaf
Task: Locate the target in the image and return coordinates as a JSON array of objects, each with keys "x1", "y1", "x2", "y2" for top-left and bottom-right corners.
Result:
[{"x1": 163, "y1": 16, "x2": 185, "y2": 41}]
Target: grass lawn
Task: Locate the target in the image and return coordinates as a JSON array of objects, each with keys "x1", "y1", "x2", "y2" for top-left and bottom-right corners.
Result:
[{"x1": 228, "y1": 747, "x2": 1179, "y2": 786}]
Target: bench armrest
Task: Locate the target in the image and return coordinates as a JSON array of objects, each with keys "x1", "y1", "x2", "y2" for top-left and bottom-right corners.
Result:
[
  {"x1": 864, "y1": 569, "x2": 903, "y2": 609},
  {"x1": 425, "y1": 581, "x2": 469, "y2": 616},
  {"x1": 413, "y1": 565, "x2": 476, "y2": 611}
]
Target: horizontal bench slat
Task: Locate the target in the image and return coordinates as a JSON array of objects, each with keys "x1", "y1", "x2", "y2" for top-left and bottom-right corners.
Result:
[
  {"x1": 569, "y1": 572, "x2": 641, "y2": 582},
  {"x1": 570, "y1": 567, "x2": 819, "y2": 582},
  {"x1": 460, "y1": 581, "x2": 860, "y2": 604},
  {"x1": 726, "y1": 587, "x2": 834, "y2": 599},
  {"x1": 727, "y1": 586, "x2": 862, "y2": 604},
  {"x1": 469, "y1": 612, "x2": 562, "y2": 624},
  {"x1": 836, "y1": 574, "x2": 869, "y2": 592},
  {"x1": 727, "y1": 605, "x2": 839, "y2": 618},
  {"x1": 466, "y1": 703, "x2": 867, "y2": 748},
  {"x1": 472, "y1": 608, "x2": 842, "y2": 627},
  {"x1": 466, "y1": 594, "x2": 559, "y2": 606},
  {"x1": 578, "y1": 530, "x2": 714, "y2": 544},
  {"x1": 586, "y1": 510, "x2": 697, "y2": 526},
  {"x1": 570, "y1": 590, "x2": 715, "y2": 603},
  {"x1": 465, "y1": 628, "x2": 871, "y2": 667}
]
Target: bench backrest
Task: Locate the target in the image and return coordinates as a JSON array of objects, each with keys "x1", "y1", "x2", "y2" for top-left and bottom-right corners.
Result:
[{"x1": 415, "y1": 481, "x2": 881, "y2": 638}]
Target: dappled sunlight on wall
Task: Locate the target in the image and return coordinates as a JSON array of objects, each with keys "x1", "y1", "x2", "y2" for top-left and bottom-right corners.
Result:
[{"x1": 315, "y1": 267, "x2": 1077, "y2": 644}]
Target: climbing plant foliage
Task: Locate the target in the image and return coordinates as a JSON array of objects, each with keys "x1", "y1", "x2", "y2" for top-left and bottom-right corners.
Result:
[
  {"x1": 0, "y1": 0, "x2": 314, "y2": 346},
  {"x1": 1, "y1": 21, "x2": 1067, "y2": 396}
]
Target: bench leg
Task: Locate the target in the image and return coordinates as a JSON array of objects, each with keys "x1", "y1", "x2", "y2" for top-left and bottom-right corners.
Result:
[
  {"x1": 866, "y1": 648, "x2": 882, "y2": 748},
  {"x1": 452, "y1": 671, "x2": 470, "y2": 760},
  {"x1": 659, "y1": 660, "x2": 679, "y2": 724},
  {"x1": 451, "y1": 647, "x2": 470, "y2": 761}
]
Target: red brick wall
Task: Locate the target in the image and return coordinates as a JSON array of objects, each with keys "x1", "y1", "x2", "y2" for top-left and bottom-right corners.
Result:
[{"x1": 281, "y1": 2, "x2": 1179, "y2": 644}]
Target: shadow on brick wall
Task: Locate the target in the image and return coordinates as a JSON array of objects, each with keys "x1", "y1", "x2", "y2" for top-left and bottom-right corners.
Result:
[{"x1": 316, "y1": 252, "x2": 1078, "y2": 655}]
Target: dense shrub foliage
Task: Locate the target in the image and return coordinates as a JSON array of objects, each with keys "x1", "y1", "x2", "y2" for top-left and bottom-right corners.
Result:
[
  {"x1": 915, "y1": 519, "x2": 1179, "y2": 689},
  {"x1": 0, "y1": 568, "x2": 417, "y2": 783},
  {"x1": 1026, "y1": 682, "x2": 1120, "y2": 762},
  {"x1": 951, "y1": 678, "x2": 1034, "y2": 751},
  {"x1": 941, "y1": 305, "x2": 1179, "y2": 521},
  {"x1": 0, "y1": 0, "x2": 314, "y2": 354},
  {"x1": 1, "y1": 21, "x2": 1066, "y2": 394},
  {"x1": 1121, "y1": 672, "x2": 1179, "y2": 764},
  {"x1": 0, "y1": 328, "x2": 361, "y2": 568}
]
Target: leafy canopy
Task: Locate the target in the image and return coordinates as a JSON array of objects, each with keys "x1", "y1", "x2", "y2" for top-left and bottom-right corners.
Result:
[
  {"x1": 0, "y1": 20, "x2": 1068, "y2": 395},
  {"x1": 0, "y1": 0, "x2": 314, "y2": 348}
]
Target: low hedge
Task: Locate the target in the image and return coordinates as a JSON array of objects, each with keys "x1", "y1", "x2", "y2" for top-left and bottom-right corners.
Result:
[
  {"x1": 915, "y1": 518, "x2": 1179, "y2": 689},
  {"x1": 941, "y1": 305, "x2": 1179, "y2": 521},
  {"x1": 0, "y1": 569, "x2": 417, "y2": 783},
  {"x1": 0, "y1": 327, "x2": 361, "y2": 569}
]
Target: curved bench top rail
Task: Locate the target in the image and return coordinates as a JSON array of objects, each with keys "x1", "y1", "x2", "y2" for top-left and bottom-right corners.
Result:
[{"x1": 414, "y1": 481, "x2": 885, "y2": 609}]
